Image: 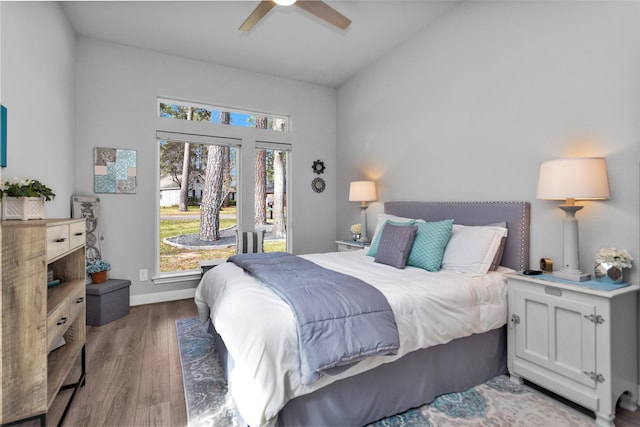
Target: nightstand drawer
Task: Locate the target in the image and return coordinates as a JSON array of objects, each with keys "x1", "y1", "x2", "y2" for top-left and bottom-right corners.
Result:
[{"x1": 336, "y1": 240, "x2": 367, "y2": 252}]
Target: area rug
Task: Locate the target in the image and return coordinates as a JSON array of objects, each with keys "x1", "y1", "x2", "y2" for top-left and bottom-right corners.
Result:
[{"x1": 176, "y1": 318, "x2": 595, "y2": 427}]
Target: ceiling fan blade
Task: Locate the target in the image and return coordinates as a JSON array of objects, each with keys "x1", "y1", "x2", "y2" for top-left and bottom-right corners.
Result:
[
  {"x1": 295, "y1": 1, "x2": 351, "y2": 30},
  {"x1": 239, "y1": 1, "x2": 276, "y2": 32}
]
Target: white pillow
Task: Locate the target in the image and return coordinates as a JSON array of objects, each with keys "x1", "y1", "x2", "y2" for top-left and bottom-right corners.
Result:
[
  {"x1": 369, "y1": 213, "x2": 416, "y2": 245},
  {"x1": 441, "y1": 224, "x2": 508, "y2": 274}
]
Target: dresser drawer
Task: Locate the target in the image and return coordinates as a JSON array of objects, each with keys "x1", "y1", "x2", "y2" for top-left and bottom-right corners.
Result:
[
  {"x1": 47, "y1": 224, "x2": 70, "y2": 262},
  {"x1": 69, "y1": 221, "x2": 86, "y2": 251},
  {"x1": 47, "y1": 299, "x2": 70, "y2": 352},
  {"x1": 68, "y1": 285, "x2": 86, "y2": 323}
]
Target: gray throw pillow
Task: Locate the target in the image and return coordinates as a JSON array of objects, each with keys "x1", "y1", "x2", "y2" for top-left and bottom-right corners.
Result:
[{"x1": 374, "y1": 223, "x2": 418, "y2": 269}]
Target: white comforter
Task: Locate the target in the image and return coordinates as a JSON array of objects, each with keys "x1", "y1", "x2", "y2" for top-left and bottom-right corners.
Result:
[{"x1": 194, "y1": 250, "x2": 510, "y2": 427}]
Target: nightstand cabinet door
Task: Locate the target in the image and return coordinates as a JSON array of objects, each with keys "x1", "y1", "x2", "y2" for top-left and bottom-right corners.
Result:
[{"x1": 512, "y1": 287, "x2": 596, "y2": 388}]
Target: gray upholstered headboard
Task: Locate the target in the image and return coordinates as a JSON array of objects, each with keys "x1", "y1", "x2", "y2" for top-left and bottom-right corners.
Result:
[{"x1": 384, "y1": 201, "x2": 530, "y2": 271}]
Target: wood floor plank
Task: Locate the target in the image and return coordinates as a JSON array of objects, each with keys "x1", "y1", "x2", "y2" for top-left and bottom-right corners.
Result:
[
  {"x1": 96, "y1": 350, "x2": 145, "y2": 426},
  {"x1": 169, "y1": 371, "x2": 188, "y2": 427},
  {"x1": 167, "y1": 314, "x2": 183, "y2": 379},
  {"x1": 138, "y1": 303, "x2": 171, "y2": 408},
  {"x1": 117, "y1": 303, "x2": 152, "y2": 356},
  {"x1": 134, "y1": 401, "x2": 171, "y2": 427}
]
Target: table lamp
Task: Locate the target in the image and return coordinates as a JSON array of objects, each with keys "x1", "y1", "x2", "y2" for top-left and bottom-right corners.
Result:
[
  {"x1": 349, "y1": 181, "x2": 377, "y2": 243},
  {"x1": 536, "y1": 157, "x2": 610, "y2": 281}
]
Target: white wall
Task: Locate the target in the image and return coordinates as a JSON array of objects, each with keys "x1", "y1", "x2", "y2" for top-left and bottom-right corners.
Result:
[
  {"x1": 337, "y1": 1, "x2": 640, "y2": 284},
  {"x1": 75, "y1": 37, "x2": 337, "y2": 297},
  {"x1": 1, "y1": 2, "x2": 76, "y2": 217}
]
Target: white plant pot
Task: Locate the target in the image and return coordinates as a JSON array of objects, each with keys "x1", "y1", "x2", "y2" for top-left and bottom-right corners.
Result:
[{"x1": 2, "y1": 196, "x2": 45, "y2": 220}]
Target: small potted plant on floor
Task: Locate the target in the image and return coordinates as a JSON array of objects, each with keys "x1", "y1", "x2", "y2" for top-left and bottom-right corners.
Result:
[
  {"x1": 0, "y1": 177, "x2": 55, "y2": 220},
  {"x1": 87, "y1": 259, "x2": 111, "y2": 284}
]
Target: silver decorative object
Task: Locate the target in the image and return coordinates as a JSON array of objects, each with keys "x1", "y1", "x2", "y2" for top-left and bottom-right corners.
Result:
[
  {"x1": 352, "y1": 233, "x2": 361, "y2": 242},
  {"x1": 594, "y1": 262, "x2": 623, "y2": 284}
]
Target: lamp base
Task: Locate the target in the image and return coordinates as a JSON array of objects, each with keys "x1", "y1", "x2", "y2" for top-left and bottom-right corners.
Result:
[
  {"x1": 359, "y1": 205, "x2": 370, "y2": 242},
  {"x1": 552, "y1": 269, "x2": 591, "y2": 282}
]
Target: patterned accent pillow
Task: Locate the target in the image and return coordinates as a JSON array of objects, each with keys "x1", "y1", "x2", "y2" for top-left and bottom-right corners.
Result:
[
  {"x1": 237, "y1": 230, "x2": 265, "y2": 254},
  {"x1": 406, "y1": 219, "x2": 454, "y2": 272},
  {"x1": 367, "y1": 219, "x2": 416, "y2": 257},
  {"x1": 374, "y1": 223, "x2": 418, "y2": 269}
]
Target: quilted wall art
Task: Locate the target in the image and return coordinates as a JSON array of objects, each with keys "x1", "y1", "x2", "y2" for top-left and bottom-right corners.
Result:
[{"x1": 94, "y1": 146, "x2": 137, "y2": 193}]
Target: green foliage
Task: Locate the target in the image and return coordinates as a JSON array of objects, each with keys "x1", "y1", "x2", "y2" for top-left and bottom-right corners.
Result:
[
  {"x1": 159, "y1": 103, "x2": 212, "y2": 122},
  {"x1": 0, "y1": 178, "x2": 55, "y2": 201}
]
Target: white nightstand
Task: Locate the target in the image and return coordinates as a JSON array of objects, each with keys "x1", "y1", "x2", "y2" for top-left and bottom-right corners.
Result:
[
  {"x1": 506, "y1": 272, "x2": 639, "y2": 427},
  {"x1": 335, "y1": 240, "x2": 367, "y2": 252}
]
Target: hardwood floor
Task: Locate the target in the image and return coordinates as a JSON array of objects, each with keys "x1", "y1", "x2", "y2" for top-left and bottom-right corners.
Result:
[
  {"x1": 47, "y1": 298, "x2": 197, "y2": 427},
  {"x1": 38, "y1": 298, "x2": 640, "y2": 426}
]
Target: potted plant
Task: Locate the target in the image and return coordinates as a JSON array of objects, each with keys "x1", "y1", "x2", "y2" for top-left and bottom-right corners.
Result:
[
  {"x1": 0, "y1": 177, "x2": 55, "y2": 220},
  {"x1": 87, "y1": 259, "x2": 111, "y2": 284},
  {"x1": 350, "y1": 223, "x2": 362, "y2": 241}
]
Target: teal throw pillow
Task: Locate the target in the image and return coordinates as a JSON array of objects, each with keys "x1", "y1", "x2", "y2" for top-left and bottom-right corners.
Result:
[
  {"x1": 367, "y1": 219, "x2": 416, "y2": 257},
  {"x1": 406, "y1": 219, "x2": 454, "y2": 272}
]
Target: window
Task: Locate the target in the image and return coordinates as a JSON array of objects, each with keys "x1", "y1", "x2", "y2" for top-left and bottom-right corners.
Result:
[
  {"x1": 157, "y1": 99, "x2": 292, "y2": 276},
  {"x1": 158, "y1": 98, "x2": 289, "y2": 132},
  {"x1": 158, "y1": 135, "x2": 238, "y2": 274},
  {"x1": 255, "y1": 142, "x2": 290, "y2": 254}
]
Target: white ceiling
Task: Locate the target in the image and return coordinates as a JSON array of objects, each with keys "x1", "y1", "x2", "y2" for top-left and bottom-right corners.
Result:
[{"x1": 61, "y1": 1, "x2": 459, "y2": 87}]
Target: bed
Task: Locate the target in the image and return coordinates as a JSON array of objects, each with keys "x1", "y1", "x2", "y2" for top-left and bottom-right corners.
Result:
[{"x1": 195, "y1": 201, "x2": 530, "y2": 427}]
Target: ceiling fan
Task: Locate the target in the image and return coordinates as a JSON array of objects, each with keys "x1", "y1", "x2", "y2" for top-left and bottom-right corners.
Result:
[{"x1": 239, "y1": 0, "x2": 352, "y2": 32}]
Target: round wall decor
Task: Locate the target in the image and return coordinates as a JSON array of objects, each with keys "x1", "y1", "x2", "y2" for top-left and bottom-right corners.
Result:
[
  {"x1": 312, "y1": 177, "x2": 326, "y2": 193},
  {"x1": 312, "y1": 160, "x2": 326, "y2": 174}
]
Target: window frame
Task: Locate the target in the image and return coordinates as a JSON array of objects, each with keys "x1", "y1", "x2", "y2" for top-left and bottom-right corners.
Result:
[
  {"x1": 256, "y1": 140, "x2": 292, "y2": 254},
  {"x1": 154, "y1": 103, "x2": 295, "y2": 285},
  {"x1": 157, "y1": 97, "x2": 290, "y2": 132}
]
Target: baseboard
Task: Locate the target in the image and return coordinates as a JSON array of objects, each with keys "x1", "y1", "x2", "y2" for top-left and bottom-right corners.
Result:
[{"x1": 130, "y1": 288, "x2": 196, "y2": 306}]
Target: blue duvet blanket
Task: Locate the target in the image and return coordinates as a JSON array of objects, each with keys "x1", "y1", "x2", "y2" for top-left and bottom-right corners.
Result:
[{"x1": 228, "y1": 252, "x2": 400, "y2": 385}]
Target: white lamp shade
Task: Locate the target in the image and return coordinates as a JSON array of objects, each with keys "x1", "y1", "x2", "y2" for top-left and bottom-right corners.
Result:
[
  {"x1": 349, "y1": 181, "x2": 377, "y2": 203},
  {"x1": 536, "y1": 157, "x2": 610, "y2": 201}
]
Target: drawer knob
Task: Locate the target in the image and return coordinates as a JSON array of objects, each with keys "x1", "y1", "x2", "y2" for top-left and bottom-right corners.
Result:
[
  {"x1": 54, "y1": 238, "x2": 67, "y2": 243},
  {"x1": 76, "y1": 297, "x2": 84, "y2": 304},
  {"x1": 74, "y1": 232, "x2": 84, "y2": 236},
  {"x1": 57, "y1": 317, "x2": 68, "y2": 326},
  {"x1": 511, "y1": 314, "x2": 521, "y2": 324}
]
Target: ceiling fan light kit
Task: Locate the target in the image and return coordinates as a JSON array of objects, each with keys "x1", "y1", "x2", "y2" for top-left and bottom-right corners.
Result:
[{"x1": 239, "y1": 0, "x2": 352, "y2": 32}]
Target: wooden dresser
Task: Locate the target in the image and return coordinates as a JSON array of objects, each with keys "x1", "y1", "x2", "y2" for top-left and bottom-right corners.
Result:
[{"x1": 1, "y1": 218, "x2": 87, "y2": 426}]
